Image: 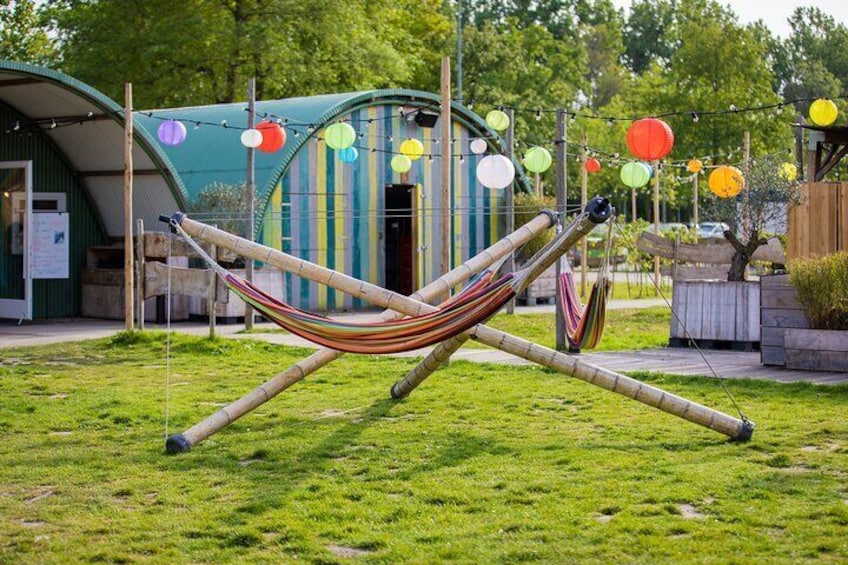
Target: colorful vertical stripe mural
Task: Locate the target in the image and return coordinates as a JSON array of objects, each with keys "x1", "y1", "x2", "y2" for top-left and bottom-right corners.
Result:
[{"x1": 262, "y1": 103, "x2": 506, "y2": 311}]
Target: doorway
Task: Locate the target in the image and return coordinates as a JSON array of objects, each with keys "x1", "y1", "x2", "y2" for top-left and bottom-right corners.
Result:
[
  {"x1": 384, "y1": 183, "x2": 414, "y2": 296},
  {"x1": 0, "y1": 162, "x2": 32, "y2": 320}
]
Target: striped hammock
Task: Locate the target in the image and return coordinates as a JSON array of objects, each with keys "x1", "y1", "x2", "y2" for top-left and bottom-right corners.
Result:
[{"x1": 226, "y1": 269, "x2": 516, "y2": 354}]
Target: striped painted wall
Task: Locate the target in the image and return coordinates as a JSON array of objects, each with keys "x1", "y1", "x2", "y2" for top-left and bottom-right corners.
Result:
[{"x1": 260, "y1": 103, "x2": 506, "y2": 311}]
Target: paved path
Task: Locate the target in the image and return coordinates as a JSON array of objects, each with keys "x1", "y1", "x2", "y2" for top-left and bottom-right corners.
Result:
[{"x1": 2, "y1": 301, "x2": 846, "y2": 385}]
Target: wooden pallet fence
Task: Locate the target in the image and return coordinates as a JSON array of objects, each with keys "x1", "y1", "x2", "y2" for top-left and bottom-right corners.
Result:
[{"x1": 787, "y1": 181, "x2": 848, "y2": 260}]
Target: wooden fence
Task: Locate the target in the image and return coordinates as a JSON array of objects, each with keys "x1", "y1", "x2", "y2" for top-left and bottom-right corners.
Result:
[{"x1": 787, "y1": 182, "x2": 848, "y2": 260}]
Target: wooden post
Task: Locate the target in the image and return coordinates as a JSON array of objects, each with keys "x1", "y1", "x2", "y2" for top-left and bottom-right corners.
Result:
[
  {"x1": 742, "y1": 130, "x2": 751, "y2": 242},
  {"x1": 124, "y1": 82, "x2": 134, "y2": 332},
  {"x1": 245, "y1": 78, "x2": 256, "y2": 330},
  {"x1": 692, "y1": 172, "x2": 699, "y2": 238},
  {"x1": 795, "y1": 115, "x2": 805, "y2": 180},
  {"x1": 440, "y1": 57, "x2": 451, "y2": 288},
  {"x1": 631, "y1": 187, "x2": 637, "y2": 223},
  {"x1": 166, "y1": 211, "x2": 558, "y2": 452},
  {"x1": 554, "y1": 109, "x2": 567, "y2": 351},
  {"x1": 208, "y1": 241, "x2": 217, "y2": 339},
  {"x1": 580, "y1": 133, "x2": 588, "y2": 297},
  {"x1": 135, "y1": 219, "x2": 145, "y2": 330},
  {"x1": 166, "y1": 204, "x2": 753, "y2": 453},
  {"x1": 505, "y1": 107, "x2": 515, "y2": 314},
  {"x1": 653, "y1": 160, "x2": 661, "y2": 295}
]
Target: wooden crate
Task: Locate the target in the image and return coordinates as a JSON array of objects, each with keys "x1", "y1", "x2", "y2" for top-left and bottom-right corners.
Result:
[
  {"x1": 759, "y1": 274, "x2": 808, "y2": 366},
  {"x1": 785, "y1": 328, "x2": 848, "y2": 372},
  {"x1": 670, "y1": 280, "x2": 760, "y2": 346}
]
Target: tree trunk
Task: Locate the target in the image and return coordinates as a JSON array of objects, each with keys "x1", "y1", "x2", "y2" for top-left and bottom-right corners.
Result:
[{"x1": 724, "y1": 230, "x2": 767, "y2": 282}]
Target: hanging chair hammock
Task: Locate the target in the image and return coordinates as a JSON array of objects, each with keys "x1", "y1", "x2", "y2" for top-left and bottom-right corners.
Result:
[{"x1": 557, "y1": 220, "x2": 615, "y2": 350}]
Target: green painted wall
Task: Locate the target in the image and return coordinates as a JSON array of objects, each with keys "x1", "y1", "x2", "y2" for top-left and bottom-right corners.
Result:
[{"x1": 0, "y1": 103, "x2": 107, "y2": 318}]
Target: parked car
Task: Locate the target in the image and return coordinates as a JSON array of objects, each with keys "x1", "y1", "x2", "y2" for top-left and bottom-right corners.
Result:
[{"x1": 697, "y1": 222, "x2": 730, "y2": 239}]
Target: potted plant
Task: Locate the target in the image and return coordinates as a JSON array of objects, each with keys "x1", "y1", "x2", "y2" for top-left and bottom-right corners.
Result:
[{"x1": 783, "y1": 252, "x2": 848, "y2": 371}]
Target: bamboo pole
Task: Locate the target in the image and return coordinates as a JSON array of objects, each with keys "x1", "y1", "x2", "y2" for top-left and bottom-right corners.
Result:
[
  {"x1": 165, "y1": 210, "x2": 558, "y2": 452},
  {"x1": 168, "y1": 198, "x2": 752, "y2": 449},
  {"x1": 391, "y1": 212, "x2": 597, "y2": 398},
  {"x1": 124, "y1": 83, "x2": 134, "y2": 332}
]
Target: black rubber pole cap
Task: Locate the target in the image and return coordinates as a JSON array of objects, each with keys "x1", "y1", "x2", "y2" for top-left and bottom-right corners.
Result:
[
  {"x1": 165, "y1": 433, "x2": 192, "y2": 454},
  {"x1": 586, "y1": 196, "x2": 613, "y2": 224}
]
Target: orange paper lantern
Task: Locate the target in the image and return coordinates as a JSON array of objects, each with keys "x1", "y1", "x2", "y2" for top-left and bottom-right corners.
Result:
[
  {"x1": 626, "y1": 118, "x2": 674, "y2": 161},
  {"x1": 584, "y1": 157, "x2": 601, "y2": 173},
  {"x1": 708, "y1": 165, "x2": 744, "y2": 198},
  {"x1": 257, "y1": 121, "x2": 286, "y2": 153}
]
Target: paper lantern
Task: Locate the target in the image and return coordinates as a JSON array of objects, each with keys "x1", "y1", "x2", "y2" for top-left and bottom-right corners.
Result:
[
  {"x1": 391, "y1": 154, "x2": 412, "y2": 173},
  {"x1": 400, "y1": 138, "x2": 424, "y2": 161},
  {"x1": 485, "y1": 110, "x2": 510, "y2": 132},
  {"x1": 585, "y1": 157, "x2": 601, "y2": 173},
  {"x1": 240, "y1": 128, "x2": 263, "y2": 148},
  {"x1": 686, "y1": 159, "x2": 703, "y2": 174},
  {"x1": 626, "y1": 118, "x2": 674, "y2": 160},
  {"x1": 708, "y1": 165, "x2": 744, "y2": 198},
  {"x1": 809, "y1": 98, "x2": 838, "y2": 127},
  {"x1": 324, "y1": 122, "x2": 356, "y2": 149},
  {"x1": 157, "y1": 120, "x2": 186, "y2": 146},
  {"x1": 779, "y1": 162, "x2": 797, "y2": 181},
  {"x1": 476, "y1": 154, "x2": 515, "y2": 189},
  {"x1": 620, "y1": 161, "x2": 652, "y2": 188},
  {"x1": 523, "y1": 146, "x2": 552, "y2": 174},
  {"x1": 470, "y1": 138, "x2": 488, "y2": 155},
  {"x1": 338, "y1": 147, "x2": 359, "y2": 163},
  {"x1": 257, "y1": 121, "x2": 286, "y2": 153}
]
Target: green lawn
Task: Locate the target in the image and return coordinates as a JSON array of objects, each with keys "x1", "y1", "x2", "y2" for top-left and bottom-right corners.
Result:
[{"x1": 1, "y1": 333, "x2": 846, "y2": 564}]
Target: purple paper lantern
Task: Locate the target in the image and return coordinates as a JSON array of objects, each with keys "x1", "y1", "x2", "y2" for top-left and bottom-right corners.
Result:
[{"x1": 157, "y1": 120, "x2": 187, "y2": 146}]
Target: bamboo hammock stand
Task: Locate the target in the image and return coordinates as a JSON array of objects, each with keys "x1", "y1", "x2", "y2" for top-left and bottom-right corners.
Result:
[{"x1": 164, "y1": 197, "x2": 753, "y2": 453}]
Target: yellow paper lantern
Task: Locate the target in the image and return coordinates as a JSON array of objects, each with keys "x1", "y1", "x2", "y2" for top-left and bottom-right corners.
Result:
[
  {"x1": 686, "y1": 159, "x2": 703, "y2": 174},
  {"x1": 708, "y1": 165, "x2": 744, "y2": 198},
  {"x1": 809, "y1": 98, "x2": 838, "y2": 126},
  {"x1": 399, "y1": 138, "x2": 424, "y2": 161},
  {"x1": 779, "y1": 162, "x2": 797, "y2": 181}
]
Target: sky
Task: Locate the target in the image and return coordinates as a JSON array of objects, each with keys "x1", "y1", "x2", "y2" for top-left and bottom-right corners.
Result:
[{"x1": 611, "y1": 0, "x2": 847, "y2": 37}]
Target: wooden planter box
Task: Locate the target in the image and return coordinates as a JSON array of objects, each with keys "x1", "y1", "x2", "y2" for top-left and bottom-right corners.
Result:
[
  {"x1": 785, "y1": 329, "x2": 848, "y2": 372},
  {"x1": 670, "y1": 280, "x2": 760, "y2": 348},
  {"x1": 189, "y1": 268, "x2": 284, "y2": 322},
  {"x1": 760, "y1": 274, "x2": 808, "y2": 366}
]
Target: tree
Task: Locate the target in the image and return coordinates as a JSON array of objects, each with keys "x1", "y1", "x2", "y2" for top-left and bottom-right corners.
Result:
[
  {"x1": 622, "y1": 0, "x2": 678, "y2": 74},
  {"x1": 704, "y1": 154, "x2": 800, "y2": 281},
  {"x1": 0, "y1": 0, "x2": 56, "y2": 66}
]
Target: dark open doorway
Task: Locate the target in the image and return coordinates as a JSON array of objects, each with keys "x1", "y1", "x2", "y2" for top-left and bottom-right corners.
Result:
[{"x1": 384, "y1": 183, "x2": 414, "y2": 296}]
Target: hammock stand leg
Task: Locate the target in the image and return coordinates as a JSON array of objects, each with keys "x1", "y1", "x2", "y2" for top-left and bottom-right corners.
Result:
[
  {"x1": 165, "y1": 210, "x2": 558, "y2": 453},
  {"x1": 166, "y1": 198, "x2": 752, "y2": 452}
]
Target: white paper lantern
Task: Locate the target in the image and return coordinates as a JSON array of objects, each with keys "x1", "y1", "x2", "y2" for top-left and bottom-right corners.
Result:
[
  {"x1": 240, "y1": 128, "x2": 263, "y2": 148},
  {"x1": 470, "y1": 138, "x2": 488, "y2": 155},
  {"x1": 476, "y1": 154, "x2": 515, "y2": 190}
]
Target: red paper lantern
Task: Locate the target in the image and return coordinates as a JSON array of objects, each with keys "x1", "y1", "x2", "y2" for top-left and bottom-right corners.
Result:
[
  {"x1": 626, "y1": 118, "x2": 674, "y2": 161},
  {"x1": 257, "y1": 121, "x2": 286, "y2": 153},
  {"x1": 585, "y1": 157, "x2": 601, "y2": 173}
]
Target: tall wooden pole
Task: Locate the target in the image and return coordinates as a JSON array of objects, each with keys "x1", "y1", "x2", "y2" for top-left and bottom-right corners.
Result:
[
  {"x1": 504, "y1": 107, "x2": 515, "y2": 314},
  {"x1": 124, "y1": 83, "x2": 134, "y2": 332},
  {"x1": 440, "y1": 58, "x2": 452, "y2": 289},
  {"x1": 692, "y1": 172, "x2": 700, "y2": 237},
  {"x1": 742, "y1": 130, "x2": 751, "y2": 242},
  {"x1": 245, "y1": 78, "x2": 256, "y2": 330},
  {"x1": 580, "y1": 133, "x2": 588, "y2": 297},
  {"x1": 554, "y1": 109, "x2": 567, "y2": 351},
  {"x1": 653, "y1": 160, "x2": 661, "y2": 295}
]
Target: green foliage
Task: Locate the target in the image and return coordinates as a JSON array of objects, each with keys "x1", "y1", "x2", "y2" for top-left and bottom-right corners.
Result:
[
  {"x1": 0, "y1": 0, "x2": 56, "y2": 65},
  {"x1": 187, "y1": 181, "x2": 249, "y2": 237},
  {"x1": 0, "y1": 334, "x2": 847, "y2": 562},
  {"x1": 513, "y1": 192, "x2": 556, "y2": 261},
  {"x1": 789, "y1": 252, "x2": 848, "y2": 330}
]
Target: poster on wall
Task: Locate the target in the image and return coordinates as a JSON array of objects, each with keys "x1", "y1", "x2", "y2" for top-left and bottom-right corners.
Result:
[{"x1": 32, "y1": 212, "x2": 69, "y2": 279}]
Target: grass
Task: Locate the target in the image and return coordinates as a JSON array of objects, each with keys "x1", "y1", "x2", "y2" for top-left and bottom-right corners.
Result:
[{"x1": 1, "y1": 332, "x2": 847, "y2": 563}]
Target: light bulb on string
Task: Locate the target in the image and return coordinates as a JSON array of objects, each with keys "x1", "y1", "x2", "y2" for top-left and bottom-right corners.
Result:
[
  {"x1": 729, "y1": 104, "x2": 738, "y2": 112},
  {"x1": 194, "y1": 122, "x2": 201, "y2": 130},
  {"x1": 775, "y1": 104, "x2": 784, "y2": 115},
  {"x1": 536, "y1": 110, "x2": 542, "y2": 121},
  {"x1": 221, "y1": 120, "x2": 228, "y2": 128},
  {"x1": 691, "y1": 112, "x2": 700, "y2": 123}
]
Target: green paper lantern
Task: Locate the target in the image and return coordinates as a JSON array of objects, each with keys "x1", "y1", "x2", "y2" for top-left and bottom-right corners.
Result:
[
  {"x1": 400, "y1": 138, "x2": 424, "y2": 160},
  {"x1": 523, "y1": 146, "x2": 552, "y2": 174},
  {"x1": 324, "y1": 122, "x2": 356, "y2": 149},
  {"x1": 620, "y1": 161, "x2": 652, "y2": 188},
  {"x1": 391, "y1": 154, "x2": 412, "y2": 173},
  {"x1": 485, "y1": 110, "x2": 510, "y2": 132}
]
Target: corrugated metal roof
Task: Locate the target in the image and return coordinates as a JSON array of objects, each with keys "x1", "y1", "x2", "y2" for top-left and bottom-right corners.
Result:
[
  {"x1": 136, "y1": 89, "x2": 530, "y2": 237},
  {"x1": 0, "y1": 60, "x2": 186, "y2": 236}
]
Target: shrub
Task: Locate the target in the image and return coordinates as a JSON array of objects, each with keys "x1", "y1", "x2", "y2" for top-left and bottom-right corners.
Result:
[{"x1": 789, "y1": 252, "x2": 848, "y2": 330}]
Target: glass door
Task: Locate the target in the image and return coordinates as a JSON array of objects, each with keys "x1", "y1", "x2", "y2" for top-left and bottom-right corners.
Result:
[{"x1": 0, "y1": 161, "x2": 32, "y2": 320}]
